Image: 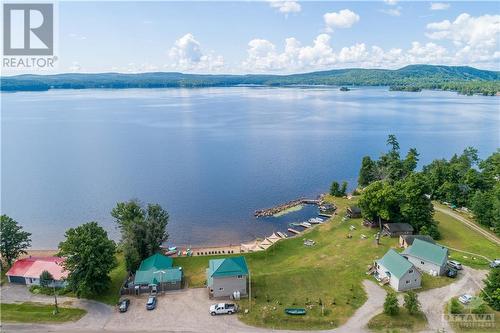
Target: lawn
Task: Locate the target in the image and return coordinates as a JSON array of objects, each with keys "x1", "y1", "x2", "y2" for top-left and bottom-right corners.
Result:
[
  {"x1": 176, "y1": 197, "x2": 403, "y2": 330},
  {"x1": 1, "y1": 302, "x2": 86, "y2": 323},
  {"x1": 367, "y1": 308, "x2": 428, "y2": 332},
  {"x1": 434, "y1": 210, "x2": 500, "y2": 269}
]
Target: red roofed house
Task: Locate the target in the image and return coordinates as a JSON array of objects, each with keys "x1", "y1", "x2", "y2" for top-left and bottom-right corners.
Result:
[{"x1": 6, "y1": 257, "x2": 68, "y2": 287}]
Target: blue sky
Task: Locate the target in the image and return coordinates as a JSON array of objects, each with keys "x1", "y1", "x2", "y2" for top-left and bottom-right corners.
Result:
[{"x1": 26, "y1": 1, "x2": 500, "y2": 73}]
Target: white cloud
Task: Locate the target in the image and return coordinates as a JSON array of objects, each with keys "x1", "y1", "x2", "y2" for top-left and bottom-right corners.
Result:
[
  {"x1": 268, "y1": 0, "x2": 301, "y2": 15},
  {"x1": 167, "y1": 33, "x2": 224, "y2": 72},
  {"x1": 430, "y1": 3, "x2": 450, "y2": 11},
  {"x1": 324, "y1": 9, "x2": 360, "y2": 32},
  {"x1": 380, "y1": 7, "x2": 402, "y2": 17},
  {"x1": 384, "y1": 0, "x2": 398, "y2": 5},
  {"x1": 426, "y1": 13, "x2": 500, "y2": 47}
]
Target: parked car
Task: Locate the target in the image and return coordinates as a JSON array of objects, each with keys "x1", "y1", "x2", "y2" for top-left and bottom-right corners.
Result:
[
  {"x1": 489, "y1": 259, "x2": 500, "y2": 268},
  {"x1": 446, "y1": 268, "x2": 458, "y2": 278},
  {"x1": 458, "y1": 294, "x2": 473, "y2": 305},
  {"x1": 146, "y1": 296, "x2": 157, "y2": 310},
  {"x1": 448, "y1": 260, "x2": 463, "y2": 270},
  {"x1": 209, "y1": 303, "x2": 238, "y2": 316},
  {"x1": 118, "y1": 298, "x2": 130, "y2": 313}
]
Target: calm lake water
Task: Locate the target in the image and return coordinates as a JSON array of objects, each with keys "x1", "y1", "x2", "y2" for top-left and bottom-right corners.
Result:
[{"x1": 2, "y1": 87, "x2": 499, "y2": 249}]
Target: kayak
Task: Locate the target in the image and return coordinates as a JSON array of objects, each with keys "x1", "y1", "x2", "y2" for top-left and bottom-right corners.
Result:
[{"x1": 285, "y1": 308, "x2": 306, "y2": 315}]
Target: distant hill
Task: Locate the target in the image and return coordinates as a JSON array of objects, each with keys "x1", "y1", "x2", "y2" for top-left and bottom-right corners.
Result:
[{"x1": 2, "y1": 65, "x2": 499, "y2": 95}]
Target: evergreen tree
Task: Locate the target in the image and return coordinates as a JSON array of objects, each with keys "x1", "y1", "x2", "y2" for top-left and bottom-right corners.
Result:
[
  {"x1": 358, "y1": 156, "x2": 376, "y2": 187},
  {"x1": 384, "y1": 292, "x2": 399, "y2": 316},
  {"x1": 340, "y1": 181, "x2": 348, "y2": 196},
  {"x1": 482, "y1": 269, "x2": 500, "y2": 311},
  {"x1": 403, "y1": 291, "x2": 420, "y2": 315}
]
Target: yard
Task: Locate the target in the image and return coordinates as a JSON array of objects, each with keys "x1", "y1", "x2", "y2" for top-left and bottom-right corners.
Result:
[
  {"x1": 367, "y1": 308, "x2": 428, "y2": 332},
  {"x1": 176, "y1": 197, "x2": 402, "y2": 330},
  {"x1": 0, "y1": 302, "x2": 87, "y2": 323},
  {"x1": 434, "y1": 210, "x2": 500, "y2": 269}
]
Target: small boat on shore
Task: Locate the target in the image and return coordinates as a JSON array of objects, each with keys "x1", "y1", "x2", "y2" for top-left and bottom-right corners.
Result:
[
  {"x1": 285, "y1": 308, "x2": 306, "y2": 315},
  {"x1": 308, "y1": 217, "x2": 324, "y2": 224}
]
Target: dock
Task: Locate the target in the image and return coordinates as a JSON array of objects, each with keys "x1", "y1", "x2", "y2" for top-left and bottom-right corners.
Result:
[
  {"x1": 277, "y1": 231, "x2": 287, "y2": 238},
  {"x1": 299, "y1": 222, "x2": 311, "y2": 228},
  {"x1": 288, "y1": 228, "x2": 301, "y2": 235}
]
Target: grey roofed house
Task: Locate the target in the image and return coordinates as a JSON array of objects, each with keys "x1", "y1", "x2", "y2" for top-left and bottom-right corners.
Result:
[
  {"x1": 382, "y1": 223, "x2": 414, "y2": 237},
  {"x1": 206, "y1": 256, "x2": 249, "y2": 298},
  {"x1": 375, "y1": 249, "x2": 422, "y2": 292},
  {"x1": 399, "y1": 234, "x2": 435, "y2": 248},
  {"x1": 402, "y1": 238, "x2": 449, "y2": 276},
  {"x1": 347, "y1": 206, "x2": 362, "y2": 218}
]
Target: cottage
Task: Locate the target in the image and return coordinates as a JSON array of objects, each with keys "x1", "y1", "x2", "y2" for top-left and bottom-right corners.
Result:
[
  {"x1": 402, "y1": 238, "x2": 448, "y2": 276},
  {"x1": 6, "y1": 257, "x2": 67, "y2": 287},
  {"x1": 382, "y1": 223, "x2": 414, "y2": 237},
  {"x1": 375, "y1": 249, "x2": 422, "y2": 292},
  {"x1": 399, "y1": 234, "x2": 435, "y2": 248},
  {"x1": 206, "y1": 256, "x2": 248, "y2": 298},
  {"x1": 125, "y1": 253, "x2": 183, "y2": 295},
  {"x1": 347, "y1": 206, "x2": 362, "y2": 218}
]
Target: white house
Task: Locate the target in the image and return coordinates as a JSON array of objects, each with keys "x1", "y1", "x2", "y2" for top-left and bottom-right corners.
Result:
[
  {"x1": 402, "y1": 238, "x2": 449, "y2": 276},
  {"x1": 375, "y1": 249, "x2": 422, "y2": 292}
]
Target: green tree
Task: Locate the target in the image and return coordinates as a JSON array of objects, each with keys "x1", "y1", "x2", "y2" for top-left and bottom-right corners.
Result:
[
  {"x1": 111, "y1": 200, "x2": 169, "y2": 272},
  {"x1": 330, "y1": 181, "x2": 340, "y2": 196},
  {"x1": 384, "y1": 292, "x2": 399, "y2": 316},
  {"x1": 403, "y1": 291, "x2": 420, "y2": 315},
  {"x1": 39, "y1": 270, "x2": 54, "y2": 287},
  {"x1": 482, "y1": 268, "x2": 500, "y2": 311},
  {"x1": 340, "y1": 181, "x2": 348, "y2": 196},
  {"x1": 58, "y1": 222, "x2": 117, "y2": 297},
  {"x1": 358, "y1": 156, "x2": 377, "y2": 187},
  {"x1": 449, "y1": 298, "x2": 463, "y2": 314},
  {"x1": 0, "y1": 215, "x2": 32, "y2": 267},
  {"x1": 402, "y1": 148, "x2": 419, "y2": 176},
  {"x1": 358, "y1": 181, "x2": 400, "y2": 224}
]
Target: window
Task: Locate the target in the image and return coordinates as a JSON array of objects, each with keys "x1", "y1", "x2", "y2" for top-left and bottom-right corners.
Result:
[
  {"x1": 409, "y1": 269, "x2": 413, "y2": 273},
  {"x1": 421, "y1": 261, "x2": 425, "y2": 265},
  {"x1": 219, "y1": 287, "x2": 224, "y2": 291},
  {"x1": 237, "y1": 275, "x2": 243, "y2": 279},
  {"x1": 406, "y1": 280, "x2": 410, "y2": 284}
]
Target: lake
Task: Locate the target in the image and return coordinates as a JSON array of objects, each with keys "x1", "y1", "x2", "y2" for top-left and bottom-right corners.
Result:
[{"x1": 1, "y1": 87, "x2": 499, "y2": 249}]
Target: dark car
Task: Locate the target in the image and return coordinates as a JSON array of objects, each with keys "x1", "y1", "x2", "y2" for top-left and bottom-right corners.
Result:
[
  {"x1": 446, "y1": 268, "x2": 458, "y2": 278},
  {"x1": 118, "y1": 298, "x2": 130, "y2": 313},
  {"x1": 146, "y1": 296, "x2": 157, "y2": 310}
]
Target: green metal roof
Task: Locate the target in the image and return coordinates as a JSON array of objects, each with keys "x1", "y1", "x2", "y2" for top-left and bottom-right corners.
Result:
[
  {"x1": 402, "y1": 238, "x2": 448, "y2": 266},
  {"x1": 133, "y1": 253, "x2": 182, "y2": 285},
  {"x1": 377, "y1": 249, "x2": 414, "y2": 279},
  {"x1": 207, "y1": 256, "x2": 249, "y2": 278}
]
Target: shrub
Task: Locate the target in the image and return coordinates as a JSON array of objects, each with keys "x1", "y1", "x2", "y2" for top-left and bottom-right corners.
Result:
[
  {"x1": 450, "y1": 298, "x2": 463, "y2": 314},
  {"x1": 404, "y1": 291, "x2": 421, "y2": 315},
  {"x1": 384, "y1": 292, "x2": 399, "y2": 316}
]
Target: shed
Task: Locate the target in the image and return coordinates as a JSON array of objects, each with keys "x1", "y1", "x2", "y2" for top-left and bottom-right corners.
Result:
[
  {"x1": 131, "y1": 253, "x2": 183, "y2": 293},
  {"x1": 399, "y1": 234, "x2": 435, "y2": 248},
  {"x1": 382, "y1": 223, "x2": 414, "y2": 237},
  {"x1": 347, "y1": 206, "x2": 362, "y2": 218}
]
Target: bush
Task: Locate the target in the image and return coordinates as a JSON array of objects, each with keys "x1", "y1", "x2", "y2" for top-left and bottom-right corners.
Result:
[
  {"x1": 404, "y1": 291, "x2": 420, "y2": 315},
  {"x1": 384, "y1": 292, "x2": 399, "y2": 316},
  {"x1": 472, "y1": 302, "x2": 488, "y2": 314},
  {"x1": 450, "y1": 298, "x2": 463, "y2": 314}
]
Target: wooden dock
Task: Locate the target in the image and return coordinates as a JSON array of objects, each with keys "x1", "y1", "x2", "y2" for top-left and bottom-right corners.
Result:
[
  {"x1": 288, "y1": 228, "x2": 301, "y2": 235},
  {"x1": 277, "y1": 231, "x2": 288, "y2": 238}
]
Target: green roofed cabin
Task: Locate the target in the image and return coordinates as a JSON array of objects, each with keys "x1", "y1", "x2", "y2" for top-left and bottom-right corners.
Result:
[
  {"x1": 206, "y1": 256, "x2": 249, "y2": 298},
  {"x1": 375, "y1": 249, "x2": 421, "y2": 292},
  {"x1": 402, "y1": 238, "x2": 449, "y2": 276},
  {"x1": 124, "y1": 253, "x2": 183, "y2": 295}
]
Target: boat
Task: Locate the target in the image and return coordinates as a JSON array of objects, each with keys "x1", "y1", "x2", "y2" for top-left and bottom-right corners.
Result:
[
  {"x1": 165, "y1": 250, "x2": 177, "y2": 256},
  {"x1": 285, "y1": 308, "x2": 306, "y2": 315},
  {"x1": 168, "y1": 246, "x2": 177, "y2": 251},
  {"x1": 288, "y1": 222, "x2": 302, "y2": 227},
  {"x1": 300, "y1": 222, "x2": 311, "y2": 228}
]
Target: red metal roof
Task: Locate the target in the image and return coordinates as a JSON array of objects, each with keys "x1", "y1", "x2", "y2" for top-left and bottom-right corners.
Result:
[{"x1": 6, "y1": 257, "x2": 68, "y2": 280}]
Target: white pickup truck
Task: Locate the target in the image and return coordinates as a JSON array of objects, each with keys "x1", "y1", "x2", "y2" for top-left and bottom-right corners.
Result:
[{"x1": 209, "y1": 303, "x2": 238, "y2": 316}]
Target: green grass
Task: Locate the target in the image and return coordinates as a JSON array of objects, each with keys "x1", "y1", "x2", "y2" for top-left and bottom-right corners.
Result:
[
  {"x1": 176, "y1": 197, "x2": 407, "y2": 330},
  {"x1": 273, "y1": 204, "x2": 304, "y2": 217},
  {"x1": 434, "y1": 210, "x2": 500, "y2": 269},
  {"x1": 1, "y1": 302, "x2": 86, "y2": 323},
  {"x1": 367, "y1": 308, "x2": 428, "y2": 332}
]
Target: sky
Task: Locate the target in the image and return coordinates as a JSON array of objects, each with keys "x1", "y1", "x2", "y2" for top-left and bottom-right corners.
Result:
[{"x1": 7, "y1": 1, "x2": 500, "y2": 74}]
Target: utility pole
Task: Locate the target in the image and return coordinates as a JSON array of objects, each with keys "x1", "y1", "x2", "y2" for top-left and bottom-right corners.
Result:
[
  {"x1": 52, "y1": 280, "x2": 59, "y2": 314},
  {"x1": 248, "y1": 271, "x2": 251, "y2": 312}
]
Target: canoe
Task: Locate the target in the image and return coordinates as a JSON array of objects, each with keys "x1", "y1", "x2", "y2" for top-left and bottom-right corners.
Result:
[{"x1": 285, "y1": 308, "x2": 306, "y2": 315}]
